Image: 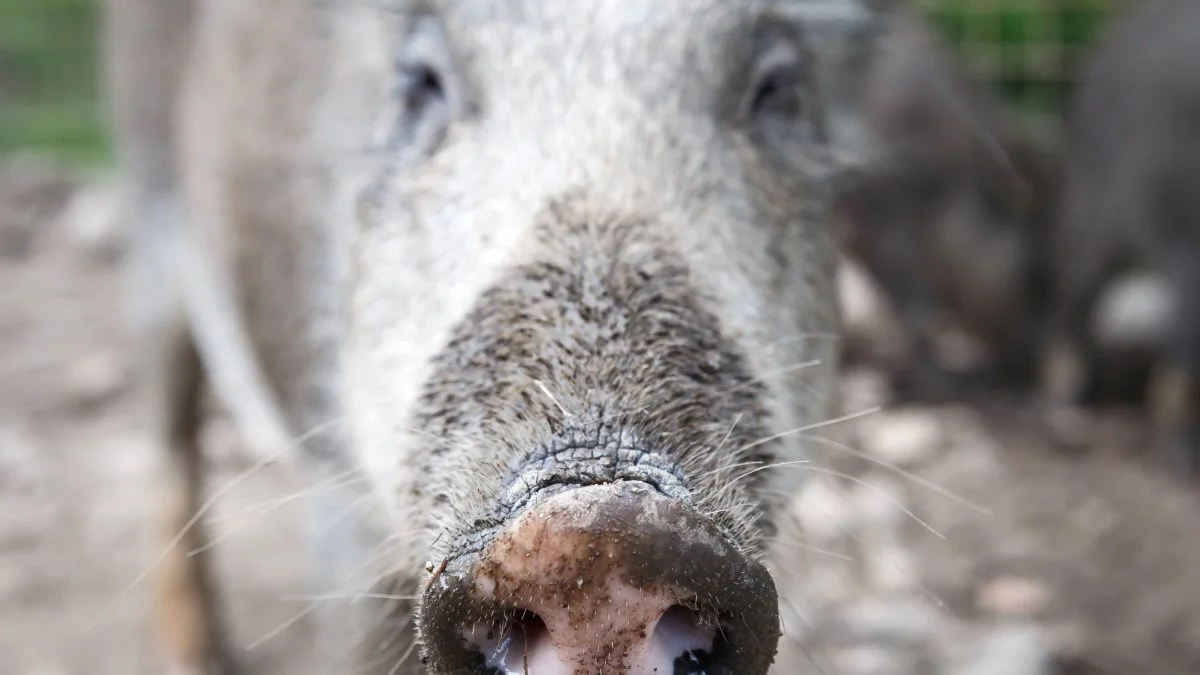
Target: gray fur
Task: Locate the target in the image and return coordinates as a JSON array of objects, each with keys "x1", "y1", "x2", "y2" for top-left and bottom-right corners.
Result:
[{"x1": 104, "y1": 0, "x2": 888, "y2": 672}]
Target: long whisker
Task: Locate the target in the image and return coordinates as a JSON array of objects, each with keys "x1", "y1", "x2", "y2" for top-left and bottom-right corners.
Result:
[
  {"x1": 192, "y1": 469, "x2": 367, "y2": 556},
  {"x1": 533, "y1": 379, "x2": 572, "y2": 418},
  {"x1": 84, "y1": 416, "x2": 345, "y2": 635},
  {"x1": 732, "y1": 406, "x2": 883, "y2": 456},
  {"x1": 808, "y1": 466, "x2": 944, "y2": 541},
  {"x1": 280, "y1": 592, "x2": 420, "y2": 603},
  {"x1": 799, "y1": 433, "x2": 992, "y2": 516},
  {"x1": 245, "y1": 602, "x2": 321, "y2": 650}
]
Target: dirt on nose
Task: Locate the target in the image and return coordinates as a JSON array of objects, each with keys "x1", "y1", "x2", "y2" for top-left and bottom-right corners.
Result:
[{"x1": 418, "y1": 481, "x2": 781, "y2": 674}]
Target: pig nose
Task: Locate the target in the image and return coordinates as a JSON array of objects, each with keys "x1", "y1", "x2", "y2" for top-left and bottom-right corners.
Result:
[{"x1": 418, "y1": 481, "x2": 780, "y2": 674}]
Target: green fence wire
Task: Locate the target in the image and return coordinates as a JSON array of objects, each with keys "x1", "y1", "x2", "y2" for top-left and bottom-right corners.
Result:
[
  {"x1": 922, "y1": 0, "x2": 1123, "y2": 134},
  {"x1": 0, "y1": 0, "x2": 1128, "y2": 167},
  {"x1": 0, "y1": 0, "x2": 107, "y2": 166}
]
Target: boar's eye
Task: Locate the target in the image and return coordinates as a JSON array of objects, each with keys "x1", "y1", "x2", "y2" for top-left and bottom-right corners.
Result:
[
  {"x1": 389, "y1": 14, "x2": 459, "y2": 160},
  {"x1": 398, "y1": 62, "x2": 443, "y2": 125},
  {"x1": 736, "y1": 22, "x2": 829, "y2": 169},
  {"x1": 747, "y1": 42, "x2": 808, "y2": 121}
]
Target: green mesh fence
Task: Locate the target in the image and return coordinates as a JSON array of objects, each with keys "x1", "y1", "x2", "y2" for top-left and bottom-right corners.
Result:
[
  {"x1": 0, "y1": 0, "x2": 1131, "y2": 167},
  {"x1": 920, "y1": 0, "x2": 1124, "y2": 135},
  {"x1": 0, "y1": 0, "x2": 108, "y2": 166}
]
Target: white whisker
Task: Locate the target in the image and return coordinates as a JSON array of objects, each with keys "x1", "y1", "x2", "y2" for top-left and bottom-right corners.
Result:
[
  {"x1": 797, "y1": 466, "x2": 944, "y2": 541},
  {"x1": 734, "y1": 406, "x2": 882, "y2": 456},
  {"x1": 800, "y1": 433, "x2": 991, "y2": 516},
  {"x1": 245, "y1": 602, "x2": 320, "y2": 650},
  {"x1": 194, "y1": 470, "x2": 367, "y2": 556},
  {"x1": 533, "y1": 379, "x2": 571, "y2": 418},
  {"x1": 85, "y1": 416, "x2": 345, "y2": 635},
  {"x1": 280, "y1": 592, "x2": 419, "y2": 603}
]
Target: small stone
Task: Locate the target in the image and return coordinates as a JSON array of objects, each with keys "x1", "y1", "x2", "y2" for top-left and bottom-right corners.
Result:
[
  {"x1": 852, "y1": 475, "x2": 910, "y2": 533},
  {"x1": 1045, "y1": 405, "x2": 1093, "y2": 449},
  {"x1": 0, "y1": 563, "x2": 24, "y2": 599},
  {"x1": 1072, "y1": 496, "x2": 1119, "y2": 536},
  {"x1": 1040, "y1": 620, "x2": 1088, "y2": 660},
  {"x1": 20, "y1": 665, "x2": 71, "y2": 675},
  {"x1": 60, "y1": 180, "x2": 125, "y2": 262},
  {"x1": 833, "y1": 645, "x2": 915, "y2": 675},
  {"x1": 0, "y1": 214, "x2": 36, "y2": 258},
  {"x1": 201, "y1": 415, "x2": 251, "y2": 468},
  {"x1": 839, "y1": 258, "x2": 905, "y2": 359},
  {"x1": 840, "y1": 368, "x2": 892, "y2": 416},
  {"x1": 862, "y1": 545, "x2": 920, "y2": 593},
  {"x1": 933, "y1": 327, "x2": 988, "y2": 374},
  {"x1": 1092, "y1": 272, "x2": 1172, "y2": 350},
  {"x1": 791, "y1": 477, "x2": 855, "y2": 545},
  {"x1": 0, "y1": 424, "x2": 61, "y2": 549},
  {"x1": 839, "y1": 596, "x2": 944, "y2": 644},
  {"x1": 840, "y1": 258, "x2": 886, "y2": 335},
  {"x1": 0, "y1": 155, "x2": 79, "y2": 259},
  {"x1": 67, "y1": 352, "x2": 127, "y2": 409},
  {"x1": 0, "y1": 422, "x2": 45, "y2": 491},
  {"x1": 858, "y1": 408, "x2": 946, "y2": 468},
  {"x1": 805, "y1": 561, "x2": 858, "y2": 606},
  {"x1": 975, "y1": 575, "x2": 1053, "y2": 617},
  {"x1": 950, "y1": 623, "x2": 1053, "y2": 675},
  {"x1": 99, "y1": 432, "x2": 155, "y2": 479}
]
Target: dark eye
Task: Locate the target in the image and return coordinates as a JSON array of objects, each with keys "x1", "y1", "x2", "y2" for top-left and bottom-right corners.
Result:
[
  {"x1": 751, "y1": 64, "x2": 804, "y2": 119},
  {"x1": 388, "y1": 15, "x2": 457, "y2": 158},
  {"x1": 397, "y1": 61, "x2": 446, "y2": 120},
  {"x1": 738, "y1": 25, "x2": 829, "y2": 171},
  {"x1": 746, "y1": 42, "x2": 808, "y2": 121}
]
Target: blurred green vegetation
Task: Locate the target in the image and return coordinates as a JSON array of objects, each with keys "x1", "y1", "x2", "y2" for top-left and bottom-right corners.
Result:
[
  {"x1": 921, "y1": 0, "x2": 1118, "y2": 124},
  {"x1": 0, "y1": 0, "x2": 1124, "y2": 167},
  {"x1": 0, "y1": 0, "x2": 109, "y2": 167}
]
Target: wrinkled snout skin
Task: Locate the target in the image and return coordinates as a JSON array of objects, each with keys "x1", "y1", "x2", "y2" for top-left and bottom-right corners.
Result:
[{"x1": 152, "y1": 0, "x2": 884, "y2": 672}]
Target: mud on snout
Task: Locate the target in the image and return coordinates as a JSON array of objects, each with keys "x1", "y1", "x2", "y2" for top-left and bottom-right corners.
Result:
[
  {"x1": 420, "y1": 480, "x2": 779, "y2": 675},
  {"x1": 404, "y1": 220, "x2": 788, "y2": 674}
]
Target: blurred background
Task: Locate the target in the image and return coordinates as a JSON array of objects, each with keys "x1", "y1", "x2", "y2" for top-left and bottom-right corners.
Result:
[
  {"x1": 3, "y1": 1, "x2": 1199, "y2": 674},
  {"x1": 1, "y1": 0, "x2": 106, "y2": 165},
  {"x1": 0, "y1": 0, "x2": 1116, "y2": 164}
]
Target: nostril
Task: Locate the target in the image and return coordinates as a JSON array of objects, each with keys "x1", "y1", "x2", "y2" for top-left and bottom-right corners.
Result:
[
  {"x1": 466, "y1": 604, "x2": 727, "y2": 675},
  {"x1": 467, "y1": 610, "x2": 557, "y2": 674},
  {"x1": 420, "y1": 483, "x2": 780, "y2": 673},
  {"x1": 652, "y1": 605, "x2": 723, "y2": 674}
]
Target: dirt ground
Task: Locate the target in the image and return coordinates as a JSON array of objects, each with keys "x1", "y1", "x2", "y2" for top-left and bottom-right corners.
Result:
[{"x1": 2, "y1": 160, "x2": 1199, "y2": 675}]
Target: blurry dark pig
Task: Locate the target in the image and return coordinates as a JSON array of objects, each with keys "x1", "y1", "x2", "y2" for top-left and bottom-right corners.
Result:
[
  {"x1": 1040, "y1": 0, "x2": 1200, "y2": 476},
  {"x1": 101, "y1": 0, "x2": 890, "y2": 673},
  {"x1": 832, "y1": 11, "x2": 1061, "y2": 401}
]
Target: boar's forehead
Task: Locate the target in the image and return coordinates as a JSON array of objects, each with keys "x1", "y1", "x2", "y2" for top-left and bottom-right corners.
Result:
[{"x1": 429, "y1": 0, "x2": 797, "y2": 98}]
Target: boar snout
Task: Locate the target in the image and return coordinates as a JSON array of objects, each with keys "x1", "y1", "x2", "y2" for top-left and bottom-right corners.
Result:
[{"x1": 420, "y1": 478, "x2": 779, "y2": 675}]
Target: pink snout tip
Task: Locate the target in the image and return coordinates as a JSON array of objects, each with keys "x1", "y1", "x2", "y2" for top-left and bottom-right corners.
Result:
[{"x1": 418, "y1": 481, "x2": 780, "y2": 674}]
